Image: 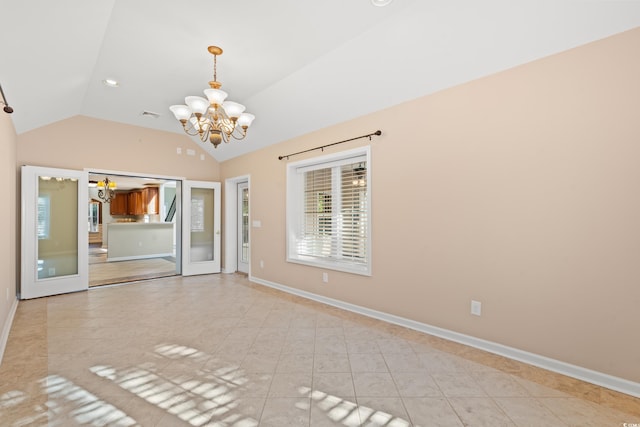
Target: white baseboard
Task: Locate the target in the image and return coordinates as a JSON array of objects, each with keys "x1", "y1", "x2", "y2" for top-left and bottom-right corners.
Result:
[
  {"x1": 249, "y1": 275, "x2": 640, "y2": 398},
  {"x1": 0, "y1": 298, "x2": 18, "y2": 365}
]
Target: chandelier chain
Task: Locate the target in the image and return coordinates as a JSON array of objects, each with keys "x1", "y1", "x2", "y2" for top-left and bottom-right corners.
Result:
[{"x1": 213, "y1": 53, "x2": 217, "y2": 82}]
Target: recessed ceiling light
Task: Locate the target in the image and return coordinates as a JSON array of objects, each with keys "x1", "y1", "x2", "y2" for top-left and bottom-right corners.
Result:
[
  {"x1": 371, "y1": 0, "x2": 393, "y2": 6},
  {"x1": 102, "y1": 78, "x2": 119, "y2": 87}
]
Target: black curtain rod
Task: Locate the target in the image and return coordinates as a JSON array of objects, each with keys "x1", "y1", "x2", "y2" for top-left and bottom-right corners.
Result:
[
  {"x1": 0, "y1": 84, "x2": 14, "y2": 114},
  {"x1": 278, "y1": 130, "x2": 382, "y2": 160}
]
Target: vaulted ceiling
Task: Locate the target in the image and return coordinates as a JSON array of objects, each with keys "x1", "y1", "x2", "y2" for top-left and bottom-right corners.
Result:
[{"x1": 2, "y1": 1, "x2": 639, "y2": 161}]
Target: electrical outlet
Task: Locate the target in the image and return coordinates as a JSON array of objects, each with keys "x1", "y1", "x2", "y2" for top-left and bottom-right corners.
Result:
[
  {"x1": 260, "y1": 260, "x2": 264, "y2": 268},
  {"x1": 471, "y1": 300, "x2": 482, "y2": 316},
  {"x1": 322, "y1": 272, "x2": 329, "y2": 283}
]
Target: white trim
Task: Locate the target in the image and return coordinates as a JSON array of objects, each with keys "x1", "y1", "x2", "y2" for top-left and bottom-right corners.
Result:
[
  {"x1": 249, "y1": 275, "x2": 640, "y2": 399},
  {"x1": 0, "y1": 298, "x2": 18, "y2": 366},
  {"x1": 84, "y1": 168, "x2": 185, "y2": 183}
]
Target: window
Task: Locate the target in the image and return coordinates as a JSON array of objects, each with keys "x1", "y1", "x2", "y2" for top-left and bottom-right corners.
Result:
[
  {"x1": 37, "y1": 195, "x2": 50, "y2": 239},
  {"x1": 287, "y1": 146, "x2": 371, "y2": 275},
  {"x1": 191, "y1": 196, "x2": 205, "y2": 232}
]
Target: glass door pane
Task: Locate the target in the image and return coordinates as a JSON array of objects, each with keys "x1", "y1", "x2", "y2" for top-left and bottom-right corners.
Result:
[
  {"x1": 38, "y1": 177, "x2": 79, "y2": 279},
  {"x1": 241, "y1": 187, "x2": 249, "y2": 262},
  {"x1": 237, "y1": 182, "x2": 249, "y2": 273},
  {"x1": 190, "y1": 187, "x2": 215, "y2": 262}
]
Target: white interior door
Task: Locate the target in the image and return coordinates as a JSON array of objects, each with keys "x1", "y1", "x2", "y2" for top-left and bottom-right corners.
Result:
[
  {"x1": 182, "y1": 180, "x2": 221, "y2": 275},
  {"x1": 21, "y1": 165, "x2": 88, "y2": 299},
  {"x1": 237, "y1": 182, "x2": 249, "y2": 273}
]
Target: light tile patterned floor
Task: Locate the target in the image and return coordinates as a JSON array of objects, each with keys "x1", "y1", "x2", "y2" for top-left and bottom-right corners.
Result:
[
  {"x1": 1, "y1": 274, "x2": 638, "y2": 426},
  {"x1": 89, "y1": 247, "x2": 177, "y2": 287}
]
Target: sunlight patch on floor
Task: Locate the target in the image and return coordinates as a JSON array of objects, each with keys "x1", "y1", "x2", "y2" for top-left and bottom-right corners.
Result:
[{"x1": 44, "y1": 374, "x2": 137, "y2": 426}]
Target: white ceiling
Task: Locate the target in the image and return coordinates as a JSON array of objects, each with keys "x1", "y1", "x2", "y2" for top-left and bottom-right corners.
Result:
[{"x1": 2, "y1": 1, "x2": 639, "y2": 162}]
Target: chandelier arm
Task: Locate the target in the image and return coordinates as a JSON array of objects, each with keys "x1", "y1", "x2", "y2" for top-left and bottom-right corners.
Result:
[
  {"x1": 181, "y1": 118, "x2": 212, "y2": 142},
  {"x1": 181, "y1": 120, "x2": 199, "y2": 135},
  {"x1": 229, "y1": 126, "x2": 248, "y2": 141}
]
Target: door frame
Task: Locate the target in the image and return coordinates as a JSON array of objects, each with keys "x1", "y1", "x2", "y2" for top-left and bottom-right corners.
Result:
[
  {"x1": 87, "y1": 168, "x2": 185, "y2": 280},
  {"x1": 223, "y1": 175, "x2": 250, "y2": 274}
]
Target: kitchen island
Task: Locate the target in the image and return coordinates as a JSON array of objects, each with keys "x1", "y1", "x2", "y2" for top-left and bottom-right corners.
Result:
[{"x1": 106, "y1": 222, "x2": 174, "y2": 261}]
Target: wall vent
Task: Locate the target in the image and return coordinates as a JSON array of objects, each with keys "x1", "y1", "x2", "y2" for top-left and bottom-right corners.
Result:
[{"x1": 141, "y1": 110, "x2": 161, "y2": 118}]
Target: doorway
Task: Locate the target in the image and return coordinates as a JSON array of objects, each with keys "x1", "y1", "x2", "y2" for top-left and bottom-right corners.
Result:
[{"x1": 88, "y1": 173, "x2": 180, "y2": 287}]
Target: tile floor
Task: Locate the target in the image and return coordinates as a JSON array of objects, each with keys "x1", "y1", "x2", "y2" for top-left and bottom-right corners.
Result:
[
  {"x1": 89, "y1": 246, "x2": 177, "y2": 287},
  {"x1": 1, "y1": 274, "x2": 638, "y2": 426}
]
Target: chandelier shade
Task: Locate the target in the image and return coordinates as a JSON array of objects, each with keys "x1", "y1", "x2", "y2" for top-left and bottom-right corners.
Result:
[
  {"x1": 204, "y1": 88, "x2": 228, "y2": 106},
  {"x1": 237, "y1": 113, "x2": 255, "y2": 128},
  {"x1": 169, "y1": 105, "x2": 191, "y2": 121},
  {"x1": 170, "y1": 45, "x2": 255, "y2": 148},
  {"x1": 221, "y1": 101, "x2": 245, "y2": 119},
  {"x1": 184, "y1": 96, "x2": 209, "y2": 116}
]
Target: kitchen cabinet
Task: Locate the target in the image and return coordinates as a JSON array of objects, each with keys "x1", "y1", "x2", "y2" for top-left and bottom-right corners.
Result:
[
  {"x1": 143, "y1": 187, "x2": 159, "y2": 214},
  {"x1": 109, "y1": 187, "x2": 160, "y2": 216},
  {"x1": 109, "y1": 191, "x2": 128, "y2": 215},
  {"x1": 127, "y1": 190, "x2": 144, "y2": 215}
]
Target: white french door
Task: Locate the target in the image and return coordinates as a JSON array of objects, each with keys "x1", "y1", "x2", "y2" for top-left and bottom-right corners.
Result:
[
  {"x1": 21, "y1": 166, "x2": 88, "y2": 299},
  {"x1": 181, "y1": 180, "x2": 221, "y2": 275},
  {"x1": 237, "y1": 181, "x2": 250, "y2": 274}
]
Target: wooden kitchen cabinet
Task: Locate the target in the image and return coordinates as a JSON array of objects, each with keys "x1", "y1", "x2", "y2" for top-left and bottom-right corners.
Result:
[
  {"x1": 109, "y1": 187, "x2": 160, "y2": 216},
  {"x1": 109, "y1": 191, "x2": 128, "y2": 215},
  {"x1": 143, "y1": 187, "x2": 159, "y2": 214},
  {"x1": 127, "y1": 190, "x2": 144, "y2": 215}
]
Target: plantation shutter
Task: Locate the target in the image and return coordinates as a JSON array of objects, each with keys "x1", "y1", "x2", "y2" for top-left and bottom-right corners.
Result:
[{"x1": 296, "y1": 154, "x2": 368, "y2": 267}]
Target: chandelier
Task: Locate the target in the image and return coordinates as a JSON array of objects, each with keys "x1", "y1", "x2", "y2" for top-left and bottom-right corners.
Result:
[
  {"x1": 170, "y1": 45, "x2": 255, "y2": 148},
  {"x1": 96, "y1": 177, "x2": 117, "y2": 203}
]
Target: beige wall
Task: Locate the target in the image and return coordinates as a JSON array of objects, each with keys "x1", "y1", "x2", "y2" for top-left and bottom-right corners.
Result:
[
  {"x1": 221, "y1": 28, "x2": 640, "y2": 383},
  {"x1": 0, "y1": 108, "x2": 17, "y2": 353},
  {"x1": 17, "y1": 115, "x2": 220, "y2": 181}
]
